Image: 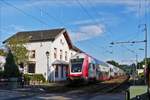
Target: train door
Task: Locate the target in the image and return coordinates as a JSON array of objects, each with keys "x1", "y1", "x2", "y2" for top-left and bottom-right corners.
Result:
[{"x1": 88, "y1": 63, "x2": 96, "y2": 79}]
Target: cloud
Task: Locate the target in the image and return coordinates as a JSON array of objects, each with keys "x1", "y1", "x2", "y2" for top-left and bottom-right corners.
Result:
[
  {"x1": 73, "y1": 12, "x2": 122, "y2": 27},
  {"x1": 26, "y1": 0, "x2": 150, "y2": 16},
  {"x1": 73, "y1": 19, "x2": 100, "y2": 25},
  {"x1": 71, "y1": 24, "x2": 105, "y2": 41},
  {"x1": 2, "y1": 0, "x2": 149, "y2": 18}
]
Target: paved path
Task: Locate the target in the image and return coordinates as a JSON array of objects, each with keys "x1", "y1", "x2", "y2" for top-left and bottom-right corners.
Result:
[{"x1": 0, "y1": 89, "x2": 126, "y2": 100}]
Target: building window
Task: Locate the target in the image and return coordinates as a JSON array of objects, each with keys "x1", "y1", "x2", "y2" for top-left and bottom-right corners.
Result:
[
  {"x1": 60, "y1": 50, "x2": 63, "y2": 60},
  {"x1": 71, "y1": 53, "x2": 73, "y2": 57},
  {"x1": 28, "y1": 63, "x2": 35, "y2": 73},
  {"x1": 65, "y1": 51, "x2": 67, "y2": 61},
  {"x1": 29, "y1": 50, "x2": 35, "y2": 58},
  {"x1": 55, "y1": 66, "x2": 58, "y2": 78},
  {"x1": 54, "y1": 48, "x2": 57, "y2": 59},
  {"x1": 60, "y1": 39, "x2": 64, "y2": 45}
]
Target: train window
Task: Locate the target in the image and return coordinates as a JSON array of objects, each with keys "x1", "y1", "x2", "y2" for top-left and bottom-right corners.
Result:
[
  {"x1": 88, "y1": 63, "x2": 94, "y2": 76},
  {"x1": 71, "y1": 58, "x2": 84, "y2": 73},
  {"x1": 71, "y1": 63, "x2": 82, "y2": 72},
  {"x1": 93, "y1": 64, "x2": 95, "y2": 69}
]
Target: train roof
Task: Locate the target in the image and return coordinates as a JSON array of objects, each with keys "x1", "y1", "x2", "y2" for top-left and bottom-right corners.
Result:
[
  {"x1": 71, "y1": 53, "x2": 109, "y2": 67},
  {"x1": 94, "y1": 59, "x2": 109, "y2": 67}
]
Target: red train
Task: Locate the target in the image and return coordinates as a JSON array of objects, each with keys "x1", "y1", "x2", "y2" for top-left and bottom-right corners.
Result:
[{"x1": 67, "y1": 53, "x2": 124, "y2": 82}]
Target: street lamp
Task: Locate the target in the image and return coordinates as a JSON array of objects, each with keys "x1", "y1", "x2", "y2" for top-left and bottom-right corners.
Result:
[{"x1": 46, "y1": 51, "x2": 50, "y2": 81}]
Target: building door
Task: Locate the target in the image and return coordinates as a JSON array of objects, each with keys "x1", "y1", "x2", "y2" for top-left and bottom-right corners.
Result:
[
  {"x1": 55, "y1": 65, "x2": 59, "y2": 78},
  {"x1": 61, "y1": 65, "x2": 64, "y2": 78}
]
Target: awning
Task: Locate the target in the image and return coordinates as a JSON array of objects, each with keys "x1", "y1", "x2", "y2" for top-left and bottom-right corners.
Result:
[{"x1": 52, "y1": 60, "x2": 69, "y2": 65}]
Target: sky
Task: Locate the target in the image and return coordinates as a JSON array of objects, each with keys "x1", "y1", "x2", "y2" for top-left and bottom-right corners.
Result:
[{"x1": 0, "y1": 0, "x2": 150, "y2": 65}]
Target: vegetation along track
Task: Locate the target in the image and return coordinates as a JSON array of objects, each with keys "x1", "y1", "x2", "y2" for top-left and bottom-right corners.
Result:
[{"x1": 38, "y1": 76, "x2": 129, "y2": 94}]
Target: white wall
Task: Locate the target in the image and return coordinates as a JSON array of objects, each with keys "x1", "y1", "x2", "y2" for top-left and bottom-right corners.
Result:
[
  {"x1": 25, "y1": 41, "x2": 52, "y2": 80},
  {"x1": 24, "y1": 32, "x2": 77, "y2": 81},
  {"x1": 49, "y1": 33, "x2": 77, "y2": 81},
  {"x1": 50, "y1": 33, "x2": 70, "y2": 63},
  {"x1": 0, "y1": 56, "x2": 5, "y2": 71}
]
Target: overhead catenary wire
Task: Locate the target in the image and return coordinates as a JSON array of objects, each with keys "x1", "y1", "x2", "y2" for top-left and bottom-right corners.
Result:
[
  {"x1": 75, "y1": 0, "x2": 113, "y2": 55},
  {"x1": 86, "y1": 0, "x2": 138, "y2": 59},
  {"x1": 86, "y1": 0, "x2": 116, "y2": 42},
  {"x1": 1, "y1": 0, "x2": 50, "y2": 27},
  {"x1": 76, "y1": 0, "x2": 110, "y2": 42},
  {"x1": 27, "y1": 0, "x2": 67, "y2": 27}
]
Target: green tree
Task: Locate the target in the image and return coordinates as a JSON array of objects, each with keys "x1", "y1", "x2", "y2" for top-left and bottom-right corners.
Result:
[
  {"x1": 107, "y1": 60, "x2": 120, "y2": 67},
  {"x1": 0, "y1": 49, "x2": 6, "y2": 56},
  {"x1": 137, "y1": 58, "x2": 150, "y2": 69},
  {"x1": 4, "y1": 50, "x2": 20, "y2": 78},
  {"x1": 6, "y1": 36, "x2": 29, "y2": 65}
]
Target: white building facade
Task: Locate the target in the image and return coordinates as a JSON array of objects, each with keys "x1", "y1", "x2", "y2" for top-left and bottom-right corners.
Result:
[
  {"x1": 0, "y1": 56, "x2": 5, "y2": 71},
  {"x1": 4, "y1": 28, "x2": 81, "y2": 81}
]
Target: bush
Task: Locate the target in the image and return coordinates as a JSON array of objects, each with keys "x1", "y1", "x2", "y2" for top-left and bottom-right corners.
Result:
[
  {"x1": 139, "y1": 72, "x2": 144, "y2": 77},
  {"x1": 0, "y1": 71, "x2": 4, "y2": 78},
  {"x1": 24, "y1": 74, "x2": 45, "y2": 83},
  {"x1": 4, "y1": 50, "x2": 20, "y2": 78},
  {"x1": 24, "y1": 74, "x2": 31, "y2": 82}
]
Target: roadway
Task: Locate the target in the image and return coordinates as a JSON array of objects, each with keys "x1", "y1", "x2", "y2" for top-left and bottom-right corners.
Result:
[
  {"x1": 0, "y1": 89, "x2": 126, "y2": 100},
  {"x1": 0, "y1": 76, "x2": 128, "y2": 100}
]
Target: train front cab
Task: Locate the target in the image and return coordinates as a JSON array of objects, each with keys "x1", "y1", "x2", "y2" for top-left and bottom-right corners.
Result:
[
  {"x1": 68, "y1": 55, "x2": 90, "y2": 82},
  {"x1": 68, "y1": 58, "x2": 84, "y2": 82},
  {"x1": 68, "y1": 54, "x2": 97, "y2": 83}
]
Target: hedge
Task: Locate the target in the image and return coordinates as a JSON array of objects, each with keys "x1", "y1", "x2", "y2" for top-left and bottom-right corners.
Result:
[
  {"x1": 0, "y1": 71, "x2": 4, "y2": 78},
  {"x1": 24, "y1": 74, "x2": 45, "y2": 82},
  {"x1": 139, "y1": 72, "x2": 144, "y2": 77}
]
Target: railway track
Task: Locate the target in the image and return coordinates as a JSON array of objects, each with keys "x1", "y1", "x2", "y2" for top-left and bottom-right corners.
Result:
[
  {"x1": 34, "y1": 76, "x2": 129, "y2": 94},
  {"x1": 63, "y1": 76, "x2": 129, "y2": 94}
]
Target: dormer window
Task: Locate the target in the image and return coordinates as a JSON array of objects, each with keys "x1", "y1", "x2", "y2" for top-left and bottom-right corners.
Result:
[
  {"x1": 65, "y1": 51, "x2": 67, "y2": 61},
  {"x1": 71, "y1": 53, "x2": 73, "y2": 57},
  {"x1": 60, "y1": 39, "x2": 64, "y2": 45},
  {"x1": 54, "y1": 48, "x2": 57, "y2": 59},
  {"x1": 60, "y1": 50, "x2": 63, "y2": 60}
]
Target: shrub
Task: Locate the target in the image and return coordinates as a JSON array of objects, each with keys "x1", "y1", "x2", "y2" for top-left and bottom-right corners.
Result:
[
  {"x1": 4, "y1": 50, "x2": 20, "y2": 78},
  {"x1": 24, "y1": 74, "x2": 45, "y2": 82},
  {"x1": 139, "y1": 72, "x2": 144, "y2": 77},
  {"x1": 24, "y1": 74, "x2": 31, "y2": 82},
  {"x1": 0, "y1": 71, "x2": 4, "y2": 78}
]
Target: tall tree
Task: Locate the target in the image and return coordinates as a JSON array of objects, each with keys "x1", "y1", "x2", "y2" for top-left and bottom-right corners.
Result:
[
  {"x1": 6, "y1": 36, "x2": 29, "y2": 65},
  {"x1": 137, "y1": 58, "x2": 150, "y2": 69},
  {"x1": 4, "y1": 50, "x2": 20, "y2": 78},
  {"x1": 107, "y1": 60, "x2": 120, "y2": 67},
  {"x1": 0, "y1": 49, "x2": 6, "y2": 56}
]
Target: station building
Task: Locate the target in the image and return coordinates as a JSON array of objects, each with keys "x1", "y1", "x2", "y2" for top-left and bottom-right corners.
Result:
[{"x1": 3, "y1": 28, "x2": 82, "y2": 81}]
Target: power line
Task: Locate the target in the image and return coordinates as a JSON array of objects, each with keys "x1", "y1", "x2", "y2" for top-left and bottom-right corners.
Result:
[
  {"x1": 76, "y1": 0, "x2": 100, "y2": 26},
  {"x1": 86, "y1": 0, "x2": 115, "y2": 42},
  {"x1": 110, "y1": 40, "x2": 146, "y2": 45},
  {"x1": 27, "y1": 0, "x2": 66, "y2": 27},
  {"x1": 75, "y1": 0, "x2": 113, "y2": 54},
  {"x1": 86, "y1": 0, "x2": 138, "y2": 56},
  {"x1": 1, "y1": 0, "x2": 50, "y2": 27}
]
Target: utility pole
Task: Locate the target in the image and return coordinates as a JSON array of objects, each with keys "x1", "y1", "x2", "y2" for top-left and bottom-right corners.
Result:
[
  {"x1": 136, "y1": 54, "x2": 138, "y2": 73},
  {"x1": 110, "y1": 36, "x2": 146, "y2": 85},
  {"x1": 144, "y1": 24, "x2": 147, "y2": 76},
  {"x1": 139, "y1": 24, "x2": 148, "y2": 85},
  {"x1": 144, "y1": 24, "x2": 148, "y2": 91}
]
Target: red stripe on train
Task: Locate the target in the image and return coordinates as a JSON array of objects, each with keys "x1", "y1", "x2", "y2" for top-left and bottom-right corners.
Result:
[{"x1": 69, "y1": 73, "x2": 82, "y2": 77}]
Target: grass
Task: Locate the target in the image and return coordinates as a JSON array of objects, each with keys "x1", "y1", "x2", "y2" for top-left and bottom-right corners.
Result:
[{"x1": 129, "y1": 85, "x2": 148, "y2": 99}]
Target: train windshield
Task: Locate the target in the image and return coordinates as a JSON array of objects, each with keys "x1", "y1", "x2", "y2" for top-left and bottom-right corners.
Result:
[{"x1": 71, "y1": 58, "x2": 84, "y2": 72}]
